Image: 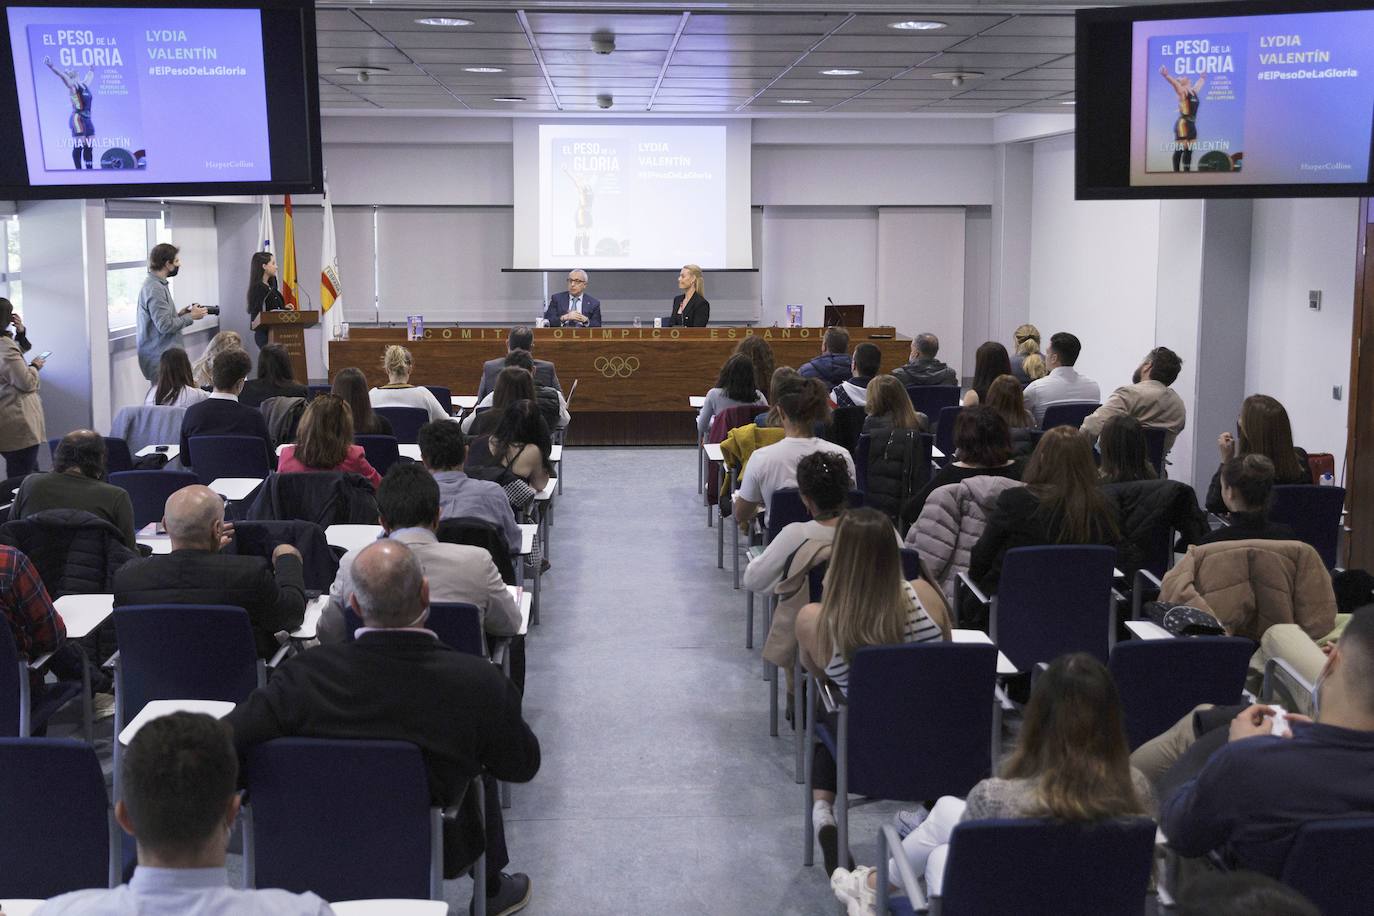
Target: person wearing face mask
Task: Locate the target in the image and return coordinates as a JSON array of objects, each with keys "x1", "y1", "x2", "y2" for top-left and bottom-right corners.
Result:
[
  {"x1": 137, "y1": 242, "x2": 208, "y2": 380},
  {"x1": 666, "y1": 263, "x2": 710, "y2": 327},
  {"x1": 0, "y1": 297, "x2": 46, "y2": 478},
  {"x1": 246, "y1": 250, "x2": 285, "y2": 348}
]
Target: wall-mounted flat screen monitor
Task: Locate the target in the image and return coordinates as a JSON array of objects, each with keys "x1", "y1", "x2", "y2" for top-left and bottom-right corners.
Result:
[
  {"x1": 0, "y1": 0, "x2": 321, "y2": 199},
  {"x1": 1077, "y1": 0, "x2": 1374, "y2": 199}
]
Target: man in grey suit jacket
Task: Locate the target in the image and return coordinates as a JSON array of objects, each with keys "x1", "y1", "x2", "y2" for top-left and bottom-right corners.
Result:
[{"x1": 476, "y1": 326, "x2": 560, "y2": 400}]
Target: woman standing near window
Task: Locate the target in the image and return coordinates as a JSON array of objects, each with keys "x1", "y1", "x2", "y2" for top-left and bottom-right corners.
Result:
[
  {"x1": 0, "y1": 298, "x2": 44, "y2": 478},
  {"x1": 246, "y1": 251, "x2": 284, "y2": 349}
]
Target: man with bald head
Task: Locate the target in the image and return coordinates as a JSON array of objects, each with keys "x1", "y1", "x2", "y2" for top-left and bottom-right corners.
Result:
[
  {"x1": 227, "y1": 540, "x2": 540, "y2": 916},
  {"x1": 112, "y1": 485, "x2": 304, "y2": 658},
  {"x1": 543, "y1": 268, "x2": 601, "y2": 328},
  {"x1": 11, "y1": 429, "x2": 136, "y2": 547}
]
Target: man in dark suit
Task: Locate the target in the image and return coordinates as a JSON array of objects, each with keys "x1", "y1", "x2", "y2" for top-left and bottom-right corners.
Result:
[
  {"x1": 542, "y1": 268, "x2": 601, "y2": 328},
  {"x1": 113, "y1": 484, "x2": 305, "y2": 658},
  {"x1": 225, "y1": 539, "x2": 540, "y2": 916},
  {"x1": 178, "y1": 347, "x2": 272, "y2": 470},
  {"x1": 476, "y1": 326, "x2": 560, "y2": 400}
]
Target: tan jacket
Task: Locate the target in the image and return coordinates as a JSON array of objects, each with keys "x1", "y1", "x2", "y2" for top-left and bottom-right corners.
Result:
[
  {"x1": 762, "y1": 537, "x2": 831, "y2": 669},
  {"x1": 1081, "y1": 379, "x2": 1186, "y2": 455},
  {"x1": 1159, "y1": 538, "x2": 1337, "y2": 641},
  {"x1": 0, "y1": 336, "x2": 43, "y2": 453}
]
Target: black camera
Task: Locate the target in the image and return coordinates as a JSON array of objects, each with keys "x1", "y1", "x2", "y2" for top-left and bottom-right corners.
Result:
[{"x1": 204, "y1": 305, "x2": 220, "y2": 316}]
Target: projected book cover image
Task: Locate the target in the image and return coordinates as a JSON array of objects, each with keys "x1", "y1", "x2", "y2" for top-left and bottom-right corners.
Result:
[
  {"x1": 1145, "y1": 32, "x2": 1247, "y2": 175},
  {"x1": 25, "y1": 21, "x2": 146, "y2": 172},
  {"x1": 552, "y1": 137, "x2": 629, "y2": 260}
]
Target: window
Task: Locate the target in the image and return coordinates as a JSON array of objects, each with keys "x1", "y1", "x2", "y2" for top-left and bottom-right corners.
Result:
[
  {"x1": 105, "y1": 210, "x2": 168, "y2": 333},
  {"x1": 0, "y1": 215, "x2": 19, "y2": 309}
]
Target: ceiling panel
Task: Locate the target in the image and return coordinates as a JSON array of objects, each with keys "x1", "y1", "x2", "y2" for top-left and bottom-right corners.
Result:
[
  {"x1": 981, "y1": 16, "x2": 1076, "y2": 38},
  {"x1": 815, "y1": 35, "x2": 963, "y2": 54},
  {"x1": 524, "y1": 12, "x2": 684, "y2": 34},
  {"x1": 315, "y1": 10, "x2": 368, "y2": 32},
  {"x1": 405, "y1": 48, "x2": 537, "y2": 65},
  {"x1": 954, "y1": 36, "x2": 1075, "y2": 54},
  {"x1": 685, "y1": 14, "x2": 848, "y2": 34},
  {"x1": 316, "y1": 31, "x2": 395, "y2": 50},
  {"x1": 540, "y1": 49, "x2": 667, "y2": 66},
  {"x1": 839, "y1": 15, "x2": 1012, "y2": 36},
  {"x1": 353, "y1": 11, "x2": 524, "y2": 33},
  {"x1": 535, "y1": 32, "x2": 675, "y2": 51},
  {"x1": 676, "y1": 34, "x2": 826, "y2": 52},
  {"x1": 317, "y1": 47, "x2": 411, "y2": 65},
  {"x1": 387, "y1": 32, "x2": 532, "y2": 51}
]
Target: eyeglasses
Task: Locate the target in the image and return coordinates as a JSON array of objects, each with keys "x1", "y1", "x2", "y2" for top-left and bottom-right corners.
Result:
[{"x1": 567, "y1": 277, "x2": 586, "y2": 283}]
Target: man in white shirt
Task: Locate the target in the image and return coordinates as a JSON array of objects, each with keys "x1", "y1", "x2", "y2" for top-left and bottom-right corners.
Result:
[
  {"x1": 39, "y1": 711, "x2": 331, "y2": 915},
  {"x1": 1022, "y1": 331, "x2": 1102, "y2": 426}
]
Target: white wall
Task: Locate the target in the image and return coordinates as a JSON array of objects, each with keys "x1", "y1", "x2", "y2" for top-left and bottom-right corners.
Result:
[
  {"x1": 1246, "y1": 198, "x2": 1360, "y2": 481},
  {"x1": 876, "y1": 207, "x2": 966, "y2": 365},
  {"x1": 761, "y1": 207, "x2": 876, "y2": 330}
]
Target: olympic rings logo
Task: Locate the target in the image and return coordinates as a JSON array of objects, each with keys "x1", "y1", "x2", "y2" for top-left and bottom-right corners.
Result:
[{"x1": 594, "y1": 356, "x2": 640, "y2": 378}]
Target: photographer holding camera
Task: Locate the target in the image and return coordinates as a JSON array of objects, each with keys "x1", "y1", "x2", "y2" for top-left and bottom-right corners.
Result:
[{"x1": 136, "y1": 242, "x2": 210, "y2": 381}]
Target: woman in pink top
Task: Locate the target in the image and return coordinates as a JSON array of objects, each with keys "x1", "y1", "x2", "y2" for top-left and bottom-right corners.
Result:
[{"x1": 277, "y1": 394, "x2": 382, "y2": 489}]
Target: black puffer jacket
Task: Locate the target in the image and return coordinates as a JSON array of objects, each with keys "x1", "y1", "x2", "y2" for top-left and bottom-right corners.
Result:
[
  {"x1": 245, "y1": 472, "x2": 380, "y2": 526},
  {"x1": 1104, "y1": 479, "x2": 1207, "y2": 577},
  {"x1": 0, "y1": 509, "x2": 137, "y2": 597},
  {"x1": 864, "y1": 428, "x2": 933, "y2": 526},
  {"x1": 893, "y1": 358, "x2": 958, "y2": 388}
]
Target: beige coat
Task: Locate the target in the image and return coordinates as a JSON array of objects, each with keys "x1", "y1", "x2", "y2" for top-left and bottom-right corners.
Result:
[
  {"x1": 0, "y1": 336, "x2": 43, "y2": 453},
  {"x1": 1159, "y1": 538, "x2": 1337, "y2": 641}
]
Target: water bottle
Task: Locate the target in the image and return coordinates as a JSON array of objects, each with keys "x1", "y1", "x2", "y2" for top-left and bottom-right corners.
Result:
[
  {"x1": 340, "y1": 322, "x2": 349, "y2": 341},
  {"x1": 1320, "y1": 473, "x2": 1334, "y2": 486}
]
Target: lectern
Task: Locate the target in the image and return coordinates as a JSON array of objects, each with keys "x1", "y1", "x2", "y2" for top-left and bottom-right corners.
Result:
[
  {"x1": 824, "y1": 304, "x2": 865, "y2": 327},
  {"x1": 256, "y1": 310, "x2": 317, "y2": 383}
]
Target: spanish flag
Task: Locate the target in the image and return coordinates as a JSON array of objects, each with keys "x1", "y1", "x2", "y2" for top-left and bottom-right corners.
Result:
[{"x1": 281, "y1": 194, "x2": 299, "y2": 310}]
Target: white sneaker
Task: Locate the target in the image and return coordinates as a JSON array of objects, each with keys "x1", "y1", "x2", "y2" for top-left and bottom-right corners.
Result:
[
  {"x1": 893, "y1": 805, "x2": 929, "y2": 839},
  {"x1": 92, "y1": 693, "x2": 116, "y2": 721},
  {"x1": 831, "y1": 865, "x2": 878, "y2": 916}
]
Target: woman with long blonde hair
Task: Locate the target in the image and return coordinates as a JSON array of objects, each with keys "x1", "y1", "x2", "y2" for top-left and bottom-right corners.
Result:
[
  {"x1": 863, "y1": 374, "x2": 926, "y2": 436},
  {"x1": 668, "y1": 263, "x2": 710, "y2": 327},
  {"x1": 1010, "y1": 323, "x2": 1041, "y2": 384},
  {"x1": 191, "y1": 330, "x2": 243, "y2": 388}
]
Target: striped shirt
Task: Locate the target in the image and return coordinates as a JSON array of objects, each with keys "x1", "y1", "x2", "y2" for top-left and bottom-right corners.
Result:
[{"x1": 824, "y1": 580, "x2": 943, "y2": 693}]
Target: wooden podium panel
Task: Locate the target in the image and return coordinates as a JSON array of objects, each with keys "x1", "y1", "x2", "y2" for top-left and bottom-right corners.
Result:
[
  {"x1": 328, "y1": 326, "x2": 910, "y2": 445},
  {"x1": 258, "y1": 310, "x2": 318, "y2": 384}
]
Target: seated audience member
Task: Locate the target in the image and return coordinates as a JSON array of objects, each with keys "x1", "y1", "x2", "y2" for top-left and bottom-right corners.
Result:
[
  {"x1": 1022, "y1": 332, "x2": 1101, "y2": 426},
  {"x1": 144, "y1": 347, "x2": 209, "y2": 409},
  {"x1": 1197, "y1": 455, "x2": 1295, "y2": 545},
  {"x1": 370, "y1": 344, "x2": 452, "y2": 423},
  {"x1": 478, "y1": 326, "x2": 560, "y2": 400},
  {"x1": 277, "y1": 394, "x2": 382, "y2": 489},
  {"x1": 967, "y1": 426, "x2": 1120, "y2": 629},
  {"x1": 468, "y1": 399, "x2": 553, "y2": 495},
  {"x1": 698, "y1": 353, "x2": 766, "y2": 440},
  {"x1": 900, "y1": 408, "x2": 1021, "y2": 532},
  {"x1": 226, "y1": 540, "x2": 540, "y2": 915},
  {"x1": 734, "y1": 376, "x2": 854, "y2": 528},
  {"x1": 799, "y1": 326, "x2": 853, "y2": 387},
  {"x1": 735, "y1": 335, "x2": 776, "y2": 398},
  {"x1": 468, "y1": 350, "x2": 566, "y2": 435},
  {"x1": 1022, "y1": 351, "x2": 1047, "y2": 382},
  {"x1": 1206, "y1": 394, "x2": 1311, "y2": 513},
  {"x1": 113, "y1": 485, "x2": 304, "y2": 658},
  {"x1": 238, "y1": 343, "x2": 309, "y2": 410},
  {"x1": 831, "y1": 343, "x2": 882, "y2": 408},
  {"x1": 1156, "y1": 610, "x2": 1374, "y2": 880},
  {"x1": 891, "y1": 332, "x2": 958, "y2": 388},
  {"x1": 39, "y1": 712, "x2": 330, "y2": 915},
  {"x1": 190, "y1": 330, "x2": 243, "y2": 389},
  {"x1": 179, "y1": 347, "x2": 272, "y2": 471},
  {"x1": 983, "y1": 374, "x2": 1036, "y2": 456},
  {"x1": 1009, "y1": 323, "x2": 1041, "y2": 385},
  {"x1": 331, "y1": 366, "x2": 393, "y2": 436},
  {"x1": 796, "y1": 508, "x2": 950, "y2": 875},
  {"x1": 1098, "y1": 414, "x2": 1158, "y2": 484},
  {"x1": 961, "y1": 341, "x2": 1012, "y2": 407},
  {"x1": 832, "y1": 654, "x2": 1153, "y2": 911},
  {"x1": 419, "y1": 420, "x2": 521, "y2": 555},
  {"x1": 1081, "y1": 346, "x2": 1187, "y2": 456},
  {"x1": 1177, "y1": 871, "x2": 1320, "y2": 916},
  {"x1": 756, "y1": 366, "x2": 800, "y2": 429},
  {"x1": 318, "y1": 462, "x2": 518, "y2": 643},
  {"x1": 466, "y1": 365, "x2": 537, "y2": 437},
  {"x1": 0, "y1": 543, "x2": 67, "y2": 681},
  {"x1": 862, "y1": 375, "x2": 926, "y2": 436},
  {"x1": 12, "y1": 430, "x2": 136, "y2": 548}
]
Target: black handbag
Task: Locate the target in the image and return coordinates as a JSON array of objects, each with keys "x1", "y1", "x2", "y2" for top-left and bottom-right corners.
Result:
[{"x1": 1144, "y1": 601, "x2": 1227, "y2": 637}]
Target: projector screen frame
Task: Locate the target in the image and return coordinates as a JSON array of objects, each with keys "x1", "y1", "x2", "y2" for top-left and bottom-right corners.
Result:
[
  {"x1": 0, "y1": 0, "x2": 322, "y2": 200},
  {"x1": 1076, "y1": 0, "x2": 1374, "y2": 200}
]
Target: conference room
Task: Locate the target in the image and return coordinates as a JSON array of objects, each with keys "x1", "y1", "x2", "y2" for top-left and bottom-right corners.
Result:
[{"x1": 1, "y1": 0, "x2": 1372, "y2": 914}]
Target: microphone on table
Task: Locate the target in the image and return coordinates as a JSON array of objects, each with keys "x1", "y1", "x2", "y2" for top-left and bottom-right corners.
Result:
[{"x1": 827, "y1": 297, "x2": 835, "y2": 306}]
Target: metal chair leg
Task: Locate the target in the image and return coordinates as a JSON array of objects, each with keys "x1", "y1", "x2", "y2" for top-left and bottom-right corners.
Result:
[
  {"x1": 793, "y1": 652, "x2": 805, "y2": 783},
  {"x1": 732, "y1": 518, "x2": 742, "y2": 589},
  {"x1": 762, "y1": 598, "x2": 773, "y2": 679},
  {"x1": 768, "y1": 656, "x2": 779, "y2": 737},
  {"x1": 746, "y1": 590, "x2": 754, "y2": 649},
  {"x1": 697, "y1": 442, "x2": 704, "y2": 493},
  {"x1": 802, "y1": 673, "x2": 817, "y2": 866},
  {"x1": 717, "y1": 509, "x2": 725, "y2": 568}
]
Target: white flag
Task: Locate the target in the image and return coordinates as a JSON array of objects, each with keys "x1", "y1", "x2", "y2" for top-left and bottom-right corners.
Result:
[
  {"x1": 319, "y1": 178, "x2": 342, "y2": 372},
  {"x1": 258, "y1": 195, "x2": 275, "y2": 254}
]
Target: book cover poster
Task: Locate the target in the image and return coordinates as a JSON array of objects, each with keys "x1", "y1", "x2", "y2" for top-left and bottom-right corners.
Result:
[
  {"x1": 1144, "y1": 32, "x2": 1247, "y2": 174},
  {"x1": 406, "y1": 315, "x2": 424, "y2": 341}
]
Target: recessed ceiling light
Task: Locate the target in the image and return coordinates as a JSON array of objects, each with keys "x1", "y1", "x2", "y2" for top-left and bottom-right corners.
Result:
[
  {"x1": 334, "y1": 66, "x2": 389, "y2": 75},
  {"x1": 463, "y1": 66, "x2": 504, "y2": 74},
  {"x1": 1060, "y1": 100, "x2": 1076, "y2": 105},
  {"x1": 414, "y1": 17, "x2": 472, "y2": 27},
  {"x1": 931, "y1": 71, "x2": 983, "y2": 81},
  {"x1": 492, "y1": 96, "x2": 527, "y2": 103},
  {"x1": 776, "y1": 99, "x2": 812, "y2": 104},
  {"x1": 889, "y1": 20, "x2": 947, "y2": 31},
  {"x1": 821, "y1": 68, "x2": 864, "y2": 76}
]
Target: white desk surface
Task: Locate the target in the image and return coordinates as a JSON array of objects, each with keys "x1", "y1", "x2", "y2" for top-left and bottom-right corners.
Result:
[
  {"x1": 326, "y1": 524, "x2": 383, "y2": 554},
  {"x1": 0, "y1": 900, "x2": 42, "y2": 916},
  {"x1": 137, "y1": 536, "x2": 172, "y2": 554},
  {"x1": 508, "y1": 585, "x2": 531, "y2": 636},
  {"x1": 951, "y1": 629, "x2": 1018, "y2": 676},
  {"x1": 931, "y1": 445, "x2": 945, "y2": 460},
  {"x1": 291, "y1": 595, "x2": 330, "y2": 640},
  {"x1": 518, "y1": 523, "x2": 536, "y2": 556},
  {"x1": 399, "y1": 443, "x2": 421, "y2": 461},
  {"x1": 534, "y1": 476, "x2": 557, "y2": 501},
  {"x1": 119, "y1": 699, "x2": 235, "y2": 745},
  {"x1": 704, "y1": 443, "x2": 724, "y2": 463},
  {"x1": 52, "y1": 593, "x2": 114, "y2": 639},
  {"x1": 451, "y1": 395, "x2": 478, "y2": 410},
  {"x1": 134, "y1": 444, "x2": 180, "y2": 462},
  {"x1": 209, "y1": 477, "x2": 263, "y2": 501},
  {"x1": 689, "y1": 396, "x2": 706, "y2": 408},
  {"x1": 550, "y1": 444, "x2": 563, "y2": 463},
  {"x1": 332, "y1": 902, "x2": 448, "y2": 916},
  {"x1": 1126, "y1": 620, "x2": 1173, "y2": 641}
]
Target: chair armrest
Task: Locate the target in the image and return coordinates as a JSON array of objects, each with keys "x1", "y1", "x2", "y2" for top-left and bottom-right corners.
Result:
[
  {"x1": 489, "y1": 637, "x2": 510, "y2": 669},
  {"x1": 877, "y1": 824, "x2": 929, "y2": 913},
  {"x1": 102, "y1": 650, "x2": 120, "y2": 670},
  {"x1": 267, "y1": 643, "x2": 291, "y2": 669},
  {"x1": 956, "y1": 571, "x2": 989, "y2": 607},
  {"x1": 1137, "y1": 569, "x2": 1163, "y2": 590},
  {"x1": 1261, "y1": 656, "x2": 1316, "y2": 707},
  {"x1": 817, "y1": 678, "x2": 846, "y2": 715},
  {"x1": 27, "y1": 651, "x2": 54, "y2": 671}
]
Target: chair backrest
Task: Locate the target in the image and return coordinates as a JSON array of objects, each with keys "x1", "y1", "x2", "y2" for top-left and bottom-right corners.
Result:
[
  {"x1": 935, "y1": 406, "x2": 962, "y2": 460},
  {"x1": 0, "y1": 620, "x2": 22, "y2": 736},
  {"x1": 1109, "y1": 637, "x2": 1254, "y2": 750},
  {"x1": 227, "y1": 520, "x2": 340, "y2": 592},
  {"x1": 907, "y1": 385, "x2": 960, "y2": 418},
  {"x1": 306, "y1": 384, "x2": 331, "y2": 401},
  {"x1": 355, "y1": 434, "x2": 402, "y2": 477},
  {"x1": 423, "y1": 385, "x2": 452, "y2": 409},
  {"x1": 937, "y1": 817, "x2": 1156, "y2": 916},
  {"x1": 436, "y1": 517, "x2": 517, "y2": 586},
  {"x1": 1270, "y1": 484, "x2": 1346, "y2": 569},
  {"x1": 994, "y1": 545, "x2": 1117, "y2": 670},
  {"x1": 1040, "y1": 401, "x2": 1101, "y2": 431},
  {"x1": 707, "y1": 403, "x2": 768, "y2": 494},
  {"x1": 846, "y1": 642, "x2": 997, "y2": 801},
  {"x1": 427, "y1": 602, "x2": 485, "y2": 657},
  {"x1": 48, "y1": 436, "x2": 134, "y2": 475},
  {"x1": 113, "y1": 605, "x2": 260, "y2": 724},
  {"x1": 1142, "y1": 427, "x2": 1167, "y2": 476},
  {"x1": 0, "y1": 738, "x2": 110, "y2": 898},
  {"x1": 854, "y1": 433, "x2": 870, "y2": 492},
  {"x1": 827, "y1": 406, "x2": 866, "y2": 455},
  {"x1": 808, "y1": 561, "x2": 829, "y2": 603},
  {"x1": 109, "y1": 470, "x2": 200, "y2": 529},
  {"x1": 899, "y1": 546, "x2": 920, "y2": 581},
  {"x1": 767, "y1": 488, "x2": 811, "y2": 542},
  {"x1": 188, "y1": 435, "x2": 271, "y2": 484},
  {"x1": 246, "y1": 737, "x2": 435, "y2": 901},
  {"x1": 1280, "y1": 817, "x2": 1374, "y2": 916},
  {"x1": 374, "y1": 407, "x2": 430, "y2": 443}
]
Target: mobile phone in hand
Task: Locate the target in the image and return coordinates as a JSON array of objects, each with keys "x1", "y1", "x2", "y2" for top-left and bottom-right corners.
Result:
[{"x1": 37, "y1": 350, "x2": 51, "y2": 360}]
